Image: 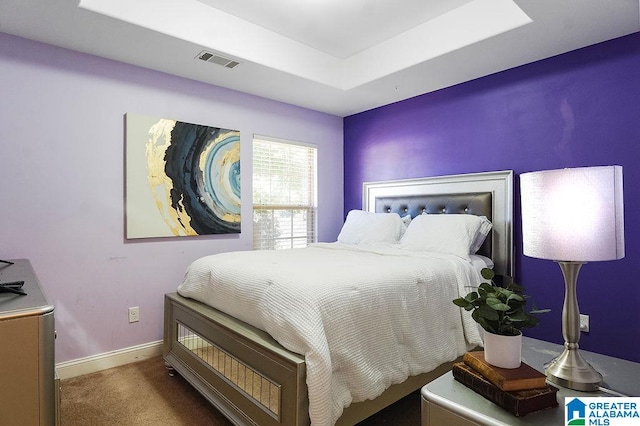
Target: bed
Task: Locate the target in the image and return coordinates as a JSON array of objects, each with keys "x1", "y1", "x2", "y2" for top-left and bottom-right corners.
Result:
[{"x1": 163, "y1": 170, "x2": 514, "y2": 426}]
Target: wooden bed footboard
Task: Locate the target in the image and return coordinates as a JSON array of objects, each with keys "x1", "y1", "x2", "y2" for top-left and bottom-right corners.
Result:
[{"x1": 163, "y1": 292, "x2": 461, "y2": 426}]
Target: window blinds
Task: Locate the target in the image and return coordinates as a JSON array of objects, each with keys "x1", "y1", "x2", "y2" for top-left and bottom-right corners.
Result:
[{"x1": 252, "y1": 137, "x2": 317, "y2": 250}]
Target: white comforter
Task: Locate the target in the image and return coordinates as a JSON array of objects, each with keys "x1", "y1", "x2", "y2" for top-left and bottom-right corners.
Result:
[{"x1": 178, "y1": 242, "x2": 483, "y2": 426}]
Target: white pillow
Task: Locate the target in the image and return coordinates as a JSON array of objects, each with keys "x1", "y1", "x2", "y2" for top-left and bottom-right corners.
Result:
[
  {"x1": 337, "y1": 210, "x2": 404, "y2": 245},
  {"x1": 470, "y1": 216, "x2": 493, "y2": 254},
  {"x1": 399, "y1": 214, "x2": 491, "y2": 260}
]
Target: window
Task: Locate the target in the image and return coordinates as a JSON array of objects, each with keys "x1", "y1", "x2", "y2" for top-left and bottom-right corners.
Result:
[{"x1": 252, "y1": 136, "x2": 317, "y2": 250}]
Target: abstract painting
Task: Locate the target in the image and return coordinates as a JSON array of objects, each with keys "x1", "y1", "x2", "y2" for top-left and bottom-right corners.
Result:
[{"x1": 126, "y1": 113, "x2": 240, "y2": 238}]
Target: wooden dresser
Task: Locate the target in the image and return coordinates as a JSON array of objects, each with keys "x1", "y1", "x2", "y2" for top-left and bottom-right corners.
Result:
[{"x1": 0, "y1": 259, "x2": 57, "y2": 426}]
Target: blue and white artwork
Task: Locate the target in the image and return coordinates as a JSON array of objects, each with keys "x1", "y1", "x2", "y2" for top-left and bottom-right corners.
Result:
[{"x1": 126, "y1": 113, "x2": 240, "y2": 238}]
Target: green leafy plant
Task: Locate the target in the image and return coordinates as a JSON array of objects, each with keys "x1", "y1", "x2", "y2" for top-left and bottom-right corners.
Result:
[{"x1": 452, "y1": 268, "x2": 550, "y2": 336}]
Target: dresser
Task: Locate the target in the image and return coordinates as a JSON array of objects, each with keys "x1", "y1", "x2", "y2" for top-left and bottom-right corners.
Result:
[
  {"x1": 422, "y1": 337, "x2": 640, "y2": 425},
  {"x1": 0, "y1": 259, "x2": 57, "y2": 426}
]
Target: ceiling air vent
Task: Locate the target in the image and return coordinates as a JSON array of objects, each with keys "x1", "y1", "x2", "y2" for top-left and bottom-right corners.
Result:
[{"x1": 196, "y1": 50, "x2": 240, "y2": 69}]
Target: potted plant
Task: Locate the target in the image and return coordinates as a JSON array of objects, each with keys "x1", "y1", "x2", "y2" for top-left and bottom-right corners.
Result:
[{"x1": 453, "y1": 268, "x2": 549, "y2": 368}]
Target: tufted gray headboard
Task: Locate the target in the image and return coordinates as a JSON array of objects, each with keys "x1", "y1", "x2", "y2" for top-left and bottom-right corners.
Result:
[
  {"x1": 374, "y1": 192, "x2": 493, "y2": 258},
  {"x1": 362, "y1": 170, "x2": 513, "y2": 277}
]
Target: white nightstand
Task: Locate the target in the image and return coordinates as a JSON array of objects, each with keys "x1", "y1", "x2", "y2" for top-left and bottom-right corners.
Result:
[{"x1": 421, "y1": 337, "x2": 640, "y2": 426}]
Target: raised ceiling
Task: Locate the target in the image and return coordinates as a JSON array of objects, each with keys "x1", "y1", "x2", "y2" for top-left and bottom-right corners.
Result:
[{"x1": 1, "y1": 0, "x2": 638, "y2": 116}]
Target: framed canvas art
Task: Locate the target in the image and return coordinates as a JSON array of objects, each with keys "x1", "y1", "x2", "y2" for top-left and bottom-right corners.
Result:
[{"x1": 125, "y1": 113, "x2": 240, "y2": 238}]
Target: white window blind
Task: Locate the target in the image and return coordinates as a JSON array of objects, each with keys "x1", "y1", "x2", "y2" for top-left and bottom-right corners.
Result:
[{"x1": 253, "y1": 136, "x2": 317, "y2": 250}]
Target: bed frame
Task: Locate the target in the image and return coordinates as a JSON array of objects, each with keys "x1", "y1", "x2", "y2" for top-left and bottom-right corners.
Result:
[{"x1": 163, "y1": 170, "x2": 513, "y2": 425}]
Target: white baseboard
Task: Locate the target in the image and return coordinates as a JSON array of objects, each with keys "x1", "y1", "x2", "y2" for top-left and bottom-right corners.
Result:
[{"x1": 56, "y1": 340, "x2": 163, "y2": 380}]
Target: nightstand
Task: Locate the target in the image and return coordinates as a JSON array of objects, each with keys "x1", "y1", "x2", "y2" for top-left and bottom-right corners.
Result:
[{"x1": 421, "y1": 337, "x2": 640, "y2": 426}]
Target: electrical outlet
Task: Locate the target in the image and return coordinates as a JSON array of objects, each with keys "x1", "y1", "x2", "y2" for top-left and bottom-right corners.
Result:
[
  {"x1": 580, "y1": 313, "x2": 589, "y2": 332},
  {"x1": 128, "y1": 306, "x2": 139, "y2": 323}
]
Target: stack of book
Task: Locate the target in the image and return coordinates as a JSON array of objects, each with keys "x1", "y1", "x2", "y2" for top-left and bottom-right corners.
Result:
[{"x1": 452, "y1": 351, "x2": 559, "y2": 417}]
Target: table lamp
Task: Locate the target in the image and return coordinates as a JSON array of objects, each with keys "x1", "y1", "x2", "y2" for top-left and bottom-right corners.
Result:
[{"x1": 520, "y1": 166, "x2": 624, "y2": 391}]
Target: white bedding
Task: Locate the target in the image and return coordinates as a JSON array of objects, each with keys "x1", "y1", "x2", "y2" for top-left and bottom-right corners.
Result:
[{"x1": 177, "y1": 242, "x2": 484, "y2": 426}]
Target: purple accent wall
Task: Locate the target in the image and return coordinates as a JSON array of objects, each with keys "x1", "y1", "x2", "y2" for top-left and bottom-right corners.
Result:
[{"x1": 344, "y1": 33, "x2": 640, "y2": 363}]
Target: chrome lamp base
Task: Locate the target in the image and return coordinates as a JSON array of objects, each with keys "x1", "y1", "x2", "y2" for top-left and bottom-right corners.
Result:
[
  {"x1": 546, "y1": 261, "x2": 602, "y2": 392},
  {"x1": 546, "y1": 343, "x2": 602, "y2": 391}
]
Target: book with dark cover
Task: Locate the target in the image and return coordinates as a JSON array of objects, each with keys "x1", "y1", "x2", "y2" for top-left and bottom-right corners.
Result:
[
  {"x1": 452, "y1": 362, "x2": 559, "y2": 417},
  {"x1": 463, "y1": 351, "x2": 548, "y2": 391}
]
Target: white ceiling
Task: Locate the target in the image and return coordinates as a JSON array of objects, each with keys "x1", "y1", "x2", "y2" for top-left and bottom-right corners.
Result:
[
  {"x1": 196, "y1": 0, "x2": 475, "y2": 59},
  {"x1": 1, "y1": 0, "x2": 638, "y2": 117}
]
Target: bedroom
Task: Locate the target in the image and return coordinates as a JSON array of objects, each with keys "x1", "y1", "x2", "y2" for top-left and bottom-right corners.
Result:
[{"x1": 1, "y1": 0, "x2": 639, "y2": 425}]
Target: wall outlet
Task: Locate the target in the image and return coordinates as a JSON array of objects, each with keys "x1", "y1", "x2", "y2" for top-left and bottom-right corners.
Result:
[
  {"x1": 580, "y1": 313, "x2": 589, "y2": 332},
  {"x1": 128, "y1": 306, "x2": 140, "y2": 323}
]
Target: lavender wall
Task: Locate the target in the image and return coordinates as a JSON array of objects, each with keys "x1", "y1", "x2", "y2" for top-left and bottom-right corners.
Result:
[
  {"x1": 0, "y1": 33, "x2": 344, "y2": 363},
  {"x1": 344, "y1": 33, "x2": 640, "y2": 363}
]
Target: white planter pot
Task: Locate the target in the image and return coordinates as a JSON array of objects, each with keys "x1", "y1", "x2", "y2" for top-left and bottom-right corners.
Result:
[{"x1": 483, "y1": 331, "x2": 522, "y2": 369}]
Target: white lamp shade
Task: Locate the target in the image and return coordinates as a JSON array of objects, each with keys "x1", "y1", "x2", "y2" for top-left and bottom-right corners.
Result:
[{"x1": 520, "y1": 166, "x2": 624, "y2": 262}]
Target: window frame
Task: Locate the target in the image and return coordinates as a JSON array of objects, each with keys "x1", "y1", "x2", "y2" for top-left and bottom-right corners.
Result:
[{"x1": 252, "y1": 135, "x2": 318, "y2": 250}]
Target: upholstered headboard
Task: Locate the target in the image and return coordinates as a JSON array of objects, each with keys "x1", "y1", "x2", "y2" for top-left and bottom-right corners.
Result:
[
  {"x1": 362, "y1": 170, "x2": 513, "y2": 277},
  {"x1": 374, "y1": 192, "x2": 493, "y2": 258}
]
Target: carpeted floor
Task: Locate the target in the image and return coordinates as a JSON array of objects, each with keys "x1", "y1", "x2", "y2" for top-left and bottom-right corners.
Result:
[{"x1": 60, "y1": 356, "x2": 421, "y2": 425}]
